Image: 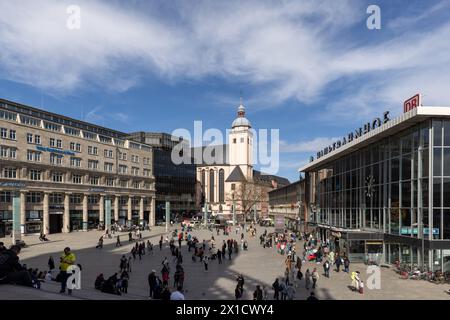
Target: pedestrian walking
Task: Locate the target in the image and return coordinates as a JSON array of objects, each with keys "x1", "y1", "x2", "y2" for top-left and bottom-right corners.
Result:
[
  {"x1": 272, "y1": 278, "x2": 280, "y2": 300},
  {"x1": 305, "y1": 269, "x2": 311, "y2": 290},
  {"x1": 312, "y1": 268, "x2": 319, "y2": 289},
  {"x1": 203, "y1": 255, "x2": 209, "y2": 272},
  {"x1": 116, "y1": 235, "x2": 121, "y2": 247}
]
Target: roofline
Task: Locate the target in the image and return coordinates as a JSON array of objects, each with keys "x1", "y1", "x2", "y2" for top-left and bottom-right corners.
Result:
[
  {"x1": 0, "y1": 98, "x2": 127, "y2": 137},
  {"x1": 299, "y1": 106, "x2": 450, "y2": 172}
]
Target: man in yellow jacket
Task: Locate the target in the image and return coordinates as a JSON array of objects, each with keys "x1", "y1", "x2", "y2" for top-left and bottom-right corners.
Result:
[{"x1": 59, "y1": 247, "x2": 76, "y2": 294}]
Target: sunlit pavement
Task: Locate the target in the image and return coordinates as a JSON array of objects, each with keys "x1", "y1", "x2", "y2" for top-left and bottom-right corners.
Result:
[{"x1": 1, "y1": 226, "x2": 449, "y2": 300}]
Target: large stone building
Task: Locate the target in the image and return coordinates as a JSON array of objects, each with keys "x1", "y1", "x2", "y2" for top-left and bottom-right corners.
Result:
[
  {"x1": 127, "y1": 132, "x2": 197, "y2": 223},
  {"x1": 195, "y1": 101, "x2": 289, "y2": 221},
  {"x1": 0, "y1": 98, "x2": 156, "y2": 236}
]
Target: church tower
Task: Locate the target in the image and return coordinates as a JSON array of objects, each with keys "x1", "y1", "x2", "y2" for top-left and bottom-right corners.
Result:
[{"x1": 229, "y1": 99, "x2": 253, "y2": 179}]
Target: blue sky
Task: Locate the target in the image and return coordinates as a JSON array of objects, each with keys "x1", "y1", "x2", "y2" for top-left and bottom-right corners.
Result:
[{"x1": 1, "y1": 0, "x2": 450, "y2": 182}]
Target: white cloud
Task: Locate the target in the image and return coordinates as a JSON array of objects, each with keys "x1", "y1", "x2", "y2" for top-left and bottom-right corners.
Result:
[
  {"x1": 280, "y1": 137, "x2": 339, "y2": 153},
  {"x1": 0, "y1": 0, "x2": 449, "y2": 117}
]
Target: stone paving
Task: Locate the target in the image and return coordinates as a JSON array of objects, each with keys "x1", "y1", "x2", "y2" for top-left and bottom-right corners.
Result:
[{"x1": 1, "y1": 226, "x2": 449, "y2": 300}]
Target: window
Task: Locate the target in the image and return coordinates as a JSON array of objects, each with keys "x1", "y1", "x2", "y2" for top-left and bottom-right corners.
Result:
[
  {"x1": 119, "y1": 152, "x2": 127, "y2": 161},
  {"x1": 0, "y1": 128, "x2": 6, "y2": 139},
  {"x1": 49, "y1": 193, "x2": 63, "y2": 204},
  {"x1": 233, "y1": 138, "x2": 237, "y2": 144},
  {"x1": 34, "y1": 135, "x2": 41, "y2": 145},
  {"x1": 44, "y1": 122, "x2": 61, "y2": 132},
  {"x1": 104, "y1": 149, "x2": 113, "y2": 158},
  {"x1": 88, "y1": 160, "x2": 99, "y2": 170},
  {"x1": 65, "y1": 127, "x2": 80, "y2": 136},
  {"x1": 88, "y1": 195, "x2": 99, "y2": 204},
  {"x1": 50, "y1": 153, "x2": 62, "y2": 165},
  {"x1": 119, "y1": 180, "x2": 128, "y2": 188},
  {"x1": 132, "y1": 167, "x2": 139, "y2": 175},
  {"x1": 70, "y1": 194, "x2": 82, "y2": 204},
  {"x1": 69, "y1": 142, "x2": 81, "y2": 152},
  {"x1": 131, "y1": 155, "x2": 139, "y2": 163},
  {"x1": 88, "y1": 146, "x2": 98, "y2": 155},
  {"x1": 83, "y1": 131, "x2": 96, "y2": 140},
  {"x1": 104, "y1": 162, "x2": 113, "y2": 172},
  {"x1": 52, "y1": 172, "x2": 63, "y2": 182},
  {"x1": 0, "y1": 191, "x2": 12, "y2": 203},
  {"x1": 0, "y1": 110, "x2": 16, "y2": 121},
  {"x1": 72, "y1": 174, "x2": 82, "y2": 184},
  {"x1": 20, "y1": 115, "x2": 40, "y2": 126},
  {"x1": 231, "y1": 183, "x2": 236, "y2": 191},
  {"x1": 143, "y1": 169, "x2": 151, "y2": 177},
  {"x1": 0, "y1": 146, "x2": 7, "y2": 158},
  {"x1": 70, "y1": 157, "x2": 81, "y2": 167},
  {"x1": 219, "y1": 169, "x2": 225, "y2": 202},
  {"x1": 56, "y1": 139, "x2": 62, "y2": 149},
  {"x1": 209, "y1": 169, "x2": 214, "y2": 202},
  {"x1": 27, "y1": 150, "x2": 41, "y2": 162},
  {"x1": 106, "y1": 177, "x2": 115, "y2": 186},
  {"x1": 240, "y1": 137, "x2": 244, "y2": 143},
  {"x1": 119, "y1": 165, "x2": 128, "y2": 174},
  {"x1": 143, "y1": 157, "x2": 150, "y2": 165},
  {"x1": 27, "y1": 133, "x2": 33, "y2": 143},
  {"x1": 90, "y1": 176, "x2": 99, "y2": 185},
  {"x1": 50, "y1": 138, "x2": 55, "y2": 147},
  {"x1": 99, "y1": 135, "x2": 112, "y2": 144},
  {"x1": 3, "y1": 168, "x2": 17, "y2": 179},
  {"x1": 0, "y1": 146, "x2": 16, "y2": 159},
  {"x1": 27, "y1": 192, "x2": 42, "y2": 203},
  {"x1": 9, "y1": 130, "x2": 16, "y2": 140},
  {"x1": 29, "y1": 170, "x2": 42, "y2": 181},
  {"x1": 133, "y1": 181, "x2": 140, "y2": 189}
]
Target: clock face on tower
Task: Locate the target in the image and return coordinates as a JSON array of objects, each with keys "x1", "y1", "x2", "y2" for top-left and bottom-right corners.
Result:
[{"x1": 365, "y1": 175, "x2": 375, "y2": 198}]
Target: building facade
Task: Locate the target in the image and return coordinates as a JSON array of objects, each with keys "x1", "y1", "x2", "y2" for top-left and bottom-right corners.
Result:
[
  {"x1": 127, "y1": 132, "x2": 197, "y2": 223},
  {"x1": 196, "y1": 101, "x2": 289, "y2": 221},
  {"x1": 268, "y1": 179, "x2": 306, "y2": 231},
  {"x1": 300, "y1": 106, "x2": 450, "y2": 272},
  {"x1": 0, "y1": 98, "x2": 156, "y2": 236}
]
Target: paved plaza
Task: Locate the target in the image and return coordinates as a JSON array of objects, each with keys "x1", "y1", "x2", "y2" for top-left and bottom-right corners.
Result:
[{"x1": 1, "y1": 226, "x2": 449, "y2": 300}]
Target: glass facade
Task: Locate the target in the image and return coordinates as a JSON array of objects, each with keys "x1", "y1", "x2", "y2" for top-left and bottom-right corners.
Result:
[{"x1": 309, "y1": 119, "x2": 450, "y2": 271}]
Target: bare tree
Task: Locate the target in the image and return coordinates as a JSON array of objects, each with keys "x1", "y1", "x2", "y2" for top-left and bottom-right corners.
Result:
[{"x1": 227, "y1": 180, "x2": 268, "y2": 219}]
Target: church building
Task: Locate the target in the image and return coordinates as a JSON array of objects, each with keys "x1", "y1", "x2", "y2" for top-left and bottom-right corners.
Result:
[{"x1": 195, "y1": 100, "x2": 289, "y2": 221}]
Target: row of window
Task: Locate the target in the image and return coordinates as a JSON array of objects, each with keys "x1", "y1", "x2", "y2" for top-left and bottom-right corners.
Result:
[
  {"x1": 0, "y1": 191, "x2": 149, "y2": 205},
  {"x1": 1, "y1": 167, "x2": 151, "y2": 189}
]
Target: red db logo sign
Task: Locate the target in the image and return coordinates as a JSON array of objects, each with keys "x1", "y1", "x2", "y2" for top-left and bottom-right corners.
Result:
[{"x1": 404, "y1": 94, "x2": 421, "y2": 113}]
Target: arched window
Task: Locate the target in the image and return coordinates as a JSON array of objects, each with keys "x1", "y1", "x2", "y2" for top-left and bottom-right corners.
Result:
[
  {"x1": 201, "y1": 169, "x2": 206, "y2": 196},
  {"x1": 219, "y1": 169, "x2": 225, "y2": 203},
  {"x1": 209, "y1": 169, "x2": 215, "y2": 202}
]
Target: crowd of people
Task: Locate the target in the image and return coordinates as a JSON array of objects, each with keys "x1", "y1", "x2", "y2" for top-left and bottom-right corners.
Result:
[{"x1": 1, "y1": 219, "x2": 368, "y2": 300}]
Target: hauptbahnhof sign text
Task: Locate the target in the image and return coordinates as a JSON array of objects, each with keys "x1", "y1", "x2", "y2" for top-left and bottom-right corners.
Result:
[{"x1": 314, "y1": 111, "x2": 391, "y2": 161}]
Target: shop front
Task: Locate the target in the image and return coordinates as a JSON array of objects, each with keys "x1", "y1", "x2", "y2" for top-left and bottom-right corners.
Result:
[
  {"x1": 25, "y1": 210, "x2": 42, "y2": 234},
  {"x1": 88, "y1": 210, "x2": 99, "y2": 229},
  {"x1": 0, "y1": 210, "x2": 12, "y2": 237},
  {"x1": 70, "y1": 210, "x2": 83, "y2": 231}
]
